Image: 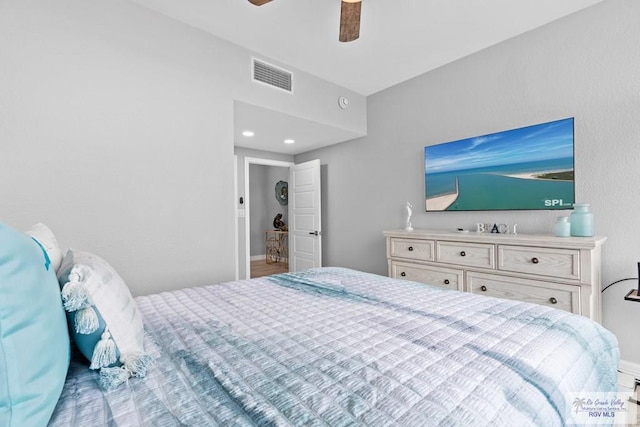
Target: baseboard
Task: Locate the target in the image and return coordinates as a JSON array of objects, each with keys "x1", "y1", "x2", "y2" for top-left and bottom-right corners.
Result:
[
  {"x1": 620, "y1": 360, "x2": 640, "y2": 378},
  {"x1": 619, "y1": 359, "x2": 640, "y2": 390},
  {"x1": 250, "y1": 255, "x2": 266, "y2": 261}
]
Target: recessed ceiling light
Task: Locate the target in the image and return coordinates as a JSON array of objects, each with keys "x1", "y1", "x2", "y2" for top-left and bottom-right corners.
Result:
[
  {"x1": 242, "y1": 130, "x2": 254, "y2": 137},
  {"x1": 284, "y1": 139, "x2": 295, "y2": 144}
]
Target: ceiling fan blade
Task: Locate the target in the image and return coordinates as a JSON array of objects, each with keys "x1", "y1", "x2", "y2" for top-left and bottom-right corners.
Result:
[
  {"x1": 248, "y1": 0, "x2": 273, "y2": 5},
  {"x1": 339, "y1": 0, "x2": 361, "y2": 42}
]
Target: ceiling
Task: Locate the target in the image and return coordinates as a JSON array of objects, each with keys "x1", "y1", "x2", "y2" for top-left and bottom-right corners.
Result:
[
  {"x1": 234, "y1": 101, "x2": 363, "y2": 155},
  {"x1": 129, "y1": 0, "x2": 603, "y2": 155}
]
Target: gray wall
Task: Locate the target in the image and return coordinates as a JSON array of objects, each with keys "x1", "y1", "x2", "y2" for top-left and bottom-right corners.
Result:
[
  {"x1": 297, "y1": 0, "x2": 640, "y2": 365},
  {"x1": 0, "y1": 0, "x2": 363, "y2": 295}
]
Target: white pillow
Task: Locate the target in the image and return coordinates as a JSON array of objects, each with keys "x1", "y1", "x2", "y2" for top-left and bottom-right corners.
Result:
[
  {"x1": 25, "y1": 223, "x2": 63, "y2": 272},
  {"x1": 57, "y1": 249, "x2": 152, "y2": 389}
]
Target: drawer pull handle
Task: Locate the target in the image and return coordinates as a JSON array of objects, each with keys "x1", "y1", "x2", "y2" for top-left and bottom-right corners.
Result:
[
  {"x1": 460, "y1": 251, "x2": 466, "y2": 257},
  {"x1": 400, "y1": 272, "x2": 406, "y2": 277},
  {"x1": 549, "y1": 297, "x2": 558, "y2": 304},
  {"x1": 531, "y1": 257, "x2": 539, "y2": 264},
  {"x1": 444, "y1": 279, "x2": 450, "y2": 285},
  {"x1": 480, "y1": 285, "x2": 487, "y2": 292},
  {"x1": 408, "y1": 246, "x2": 414, "y2": 251}
]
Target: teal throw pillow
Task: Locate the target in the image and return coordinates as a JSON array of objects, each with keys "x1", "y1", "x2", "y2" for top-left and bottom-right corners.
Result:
[{"x1": 0, "y1": 222, "x2": 70, "y2": 427}]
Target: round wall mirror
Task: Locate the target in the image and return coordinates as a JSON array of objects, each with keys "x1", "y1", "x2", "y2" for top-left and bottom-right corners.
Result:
[{"x1": 275, "y1": 180, "x2": 288, "y2": 205}]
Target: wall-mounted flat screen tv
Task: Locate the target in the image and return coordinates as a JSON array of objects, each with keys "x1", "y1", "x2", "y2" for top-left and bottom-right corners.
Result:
[{"x1": 425, "y1": 117, "x2": 575, "y2": 211}]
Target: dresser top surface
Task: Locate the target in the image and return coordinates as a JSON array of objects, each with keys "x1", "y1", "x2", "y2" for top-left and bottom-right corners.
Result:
[{"x1": 384, "y1": 229, "x2": 606, "y2": 250}]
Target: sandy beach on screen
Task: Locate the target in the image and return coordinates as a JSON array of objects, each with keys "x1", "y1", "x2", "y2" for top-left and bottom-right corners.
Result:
[
  {"x1": 426, "y1": 176, "x2": 459, "y2": 210},
  {"x1": 426, "y1": 193, "x2": 459, "y2": 210},
  {"x1": 502, "y1": 170, "x2": 572, "y2": 181}
]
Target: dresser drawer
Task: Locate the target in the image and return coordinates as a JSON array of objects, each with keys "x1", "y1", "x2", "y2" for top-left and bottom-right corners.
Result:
[
  {"x1": 385, "y1": 229, "x2": 606, "y2": 322},
  {"x1": 389, "y1": 238, "x2": 435, "y2": 262},
  {"x1": 467, "y1": 272, "x2": 580, "y2": 314},
  {"x1": 390, "y1": 261, "x2": 463, "y2": 291},
  {"x1": 498, "y1": 245, "x2": 580, "y2": 280},
  {"x1": 436, "y1": 241, "x2": 495, "y2": 269}
]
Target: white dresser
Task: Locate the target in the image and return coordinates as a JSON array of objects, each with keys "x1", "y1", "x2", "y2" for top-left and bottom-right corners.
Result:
[{"x1": 384, "y1": 229, "x2": 606, "y2": 322}]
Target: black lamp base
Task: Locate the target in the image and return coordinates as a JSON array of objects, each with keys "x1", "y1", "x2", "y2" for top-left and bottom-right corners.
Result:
[{"x1": 624, "y1": 289, "x2": 640, "y2": 302}]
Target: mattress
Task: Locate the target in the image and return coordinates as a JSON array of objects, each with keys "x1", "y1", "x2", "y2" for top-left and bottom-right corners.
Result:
[{"x1": 49, "y1": 267, "x2": 619, "y2": 426}]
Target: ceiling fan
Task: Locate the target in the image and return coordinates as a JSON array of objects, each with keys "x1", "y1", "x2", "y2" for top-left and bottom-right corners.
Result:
[{"x1": 248, "y1": 0, "x2": 362, "y2": 42}]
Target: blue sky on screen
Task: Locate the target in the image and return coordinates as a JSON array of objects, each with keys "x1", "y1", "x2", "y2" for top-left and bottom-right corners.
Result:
[{"x1": 425, "y1": 118, "x2": 574, "y2": 173}]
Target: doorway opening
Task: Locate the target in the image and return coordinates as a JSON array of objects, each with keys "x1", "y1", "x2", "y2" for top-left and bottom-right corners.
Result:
[{"x1": 243, "y1": 157, "x2": 294, "y2": 279}]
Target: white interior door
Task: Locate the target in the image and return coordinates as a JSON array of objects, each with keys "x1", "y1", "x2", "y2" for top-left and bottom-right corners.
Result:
[{"x1": 289, "y1": 159, "x2": 322, "y2": 271}]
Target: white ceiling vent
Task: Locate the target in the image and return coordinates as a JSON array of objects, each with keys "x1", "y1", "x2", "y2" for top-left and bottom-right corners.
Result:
[{"x1": 252, "y1": 58, "x2": 293, "y2": 93}]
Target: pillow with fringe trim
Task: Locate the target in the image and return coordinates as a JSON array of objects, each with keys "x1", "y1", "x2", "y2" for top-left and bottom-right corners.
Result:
[{"x1": 57, "y1": 249, "x2": 152, "y2": 390}]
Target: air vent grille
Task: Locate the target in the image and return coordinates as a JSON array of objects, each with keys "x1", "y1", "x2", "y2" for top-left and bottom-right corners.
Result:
[{"x1": 252, "y1": 59, "x2": 293, "y2": 93}]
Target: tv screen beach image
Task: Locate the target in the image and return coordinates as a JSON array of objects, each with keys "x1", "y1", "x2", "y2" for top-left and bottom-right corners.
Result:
[{"x1": 425, "y1": 118, "x2": 575, "y2": 211}]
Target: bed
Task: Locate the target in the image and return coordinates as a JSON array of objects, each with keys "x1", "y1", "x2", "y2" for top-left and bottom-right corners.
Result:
[
  {"x1": 49, "y1": 267, "x2": 618, "y2": 426},
  {"x1": 0, "y1": 222, "x2": 619, "y2": 427}
]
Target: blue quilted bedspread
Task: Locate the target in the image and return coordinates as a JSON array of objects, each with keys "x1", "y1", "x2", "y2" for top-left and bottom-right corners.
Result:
[{"x1": 49, "y1": 267, "x2": 619, "y2": 426}]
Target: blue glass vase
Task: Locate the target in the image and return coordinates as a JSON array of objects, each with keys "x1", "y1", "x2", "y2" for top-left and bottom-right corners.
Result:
[
  {"x1": 554, "y1": 216, "x2": 570, "y2": 237},
  {"x1": 570, "y1": 203, "x2": 594, "y2": 237}
]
